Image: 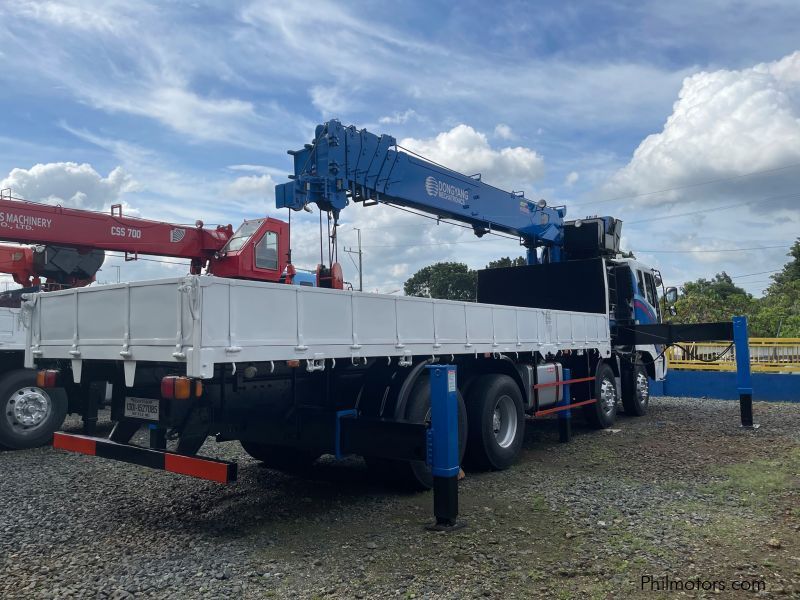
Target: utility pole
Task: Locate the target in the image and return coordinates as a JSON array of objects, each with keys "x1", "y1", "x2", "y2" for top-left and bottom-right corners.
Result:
[{"x1": 344, "y1": 227, "x2": 363, "y2": 292}]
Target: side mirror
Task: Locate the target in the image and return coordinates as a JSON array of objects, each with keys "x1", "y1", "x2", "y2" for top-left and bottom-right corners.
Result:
[
  {"x1": 654, "y1": 271, "x2": 663, "y2": 287},
  {"x1": 664, "y1": 286, "x2": 678, "y2": 305},
  {"x1": 669, "y1": 306, "x2": 678, "y2": 316}
]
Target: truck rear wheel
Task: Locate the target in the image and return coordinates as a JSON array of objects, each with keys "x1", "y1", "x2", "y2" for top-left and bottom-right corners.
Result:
[
  {"x1": 367, "y1": 374, "x2": 467, "y2": 491},
  {"x1": 584, "y1": 363, "x2": 618, "y2": 429},
  {"x1": 240, "y1": 441, "x2": 321, "y2": 473},
  {"x1": 464, "y1": 374, "x2": 525, "y2": 470},
  {"x1": 0, "y1": 369, "x2": 68, "y2": 450},
  {"x1": 621, "y1": 364, "x2": 649, "y2": 416}
]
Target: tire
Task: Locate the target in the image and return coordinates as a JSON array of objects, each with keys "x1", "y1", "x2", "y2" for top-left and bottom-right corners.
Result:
[
  {"x1": 240, "y1": 441, "x2": 321, "y2": 472},
  {"x1": 368, "y1": 374, "x2": 468, "y2": 491},
  {"x1": 0, "y1": 369, "x2": 68, "y2": 450},
  {"x1": 584, "y1": 362, "x2": 618, "y2": 429},
  {"x1": 464, "y1": 374, "x2": 525, "y2": 470},
  {"x1": 621, "y1": 363, "x2": 649, "y2": 416}
]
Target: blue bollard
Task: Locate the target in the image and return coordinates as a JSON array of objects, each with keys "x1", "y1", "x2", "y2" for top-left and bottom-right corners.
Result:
[
  {"x1": 733, "y1": 316, "x2": 755, "y2": 428},
  {"x1": 558, "y1": 368, "x2": 572, "y2": 443},
  {"x1": 425, "y1": 364, "x2": 464, "y2": 531}
]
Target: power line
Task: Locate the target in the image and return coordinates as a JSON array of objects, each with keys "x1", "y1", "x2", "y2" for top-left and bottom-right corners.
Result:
[
  {"x1": 636, "y1": 245, "x2": 790, "y2": 254},
  {"x1": 626, "y1": 192, "x2": 800, "y2": 225},
  {"x1": 730, "y1": 268, "x2": 783, "y2": 279},
  {"x1": 571, "y1": 161, "x2": 800, "y2": 209}
]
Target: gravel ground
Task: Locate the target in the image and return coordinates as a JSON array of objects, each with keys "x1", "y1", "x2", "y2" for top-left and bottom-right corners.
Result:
[{"x1": 1, "y1": 396, "x2": 799, "y2": 599}]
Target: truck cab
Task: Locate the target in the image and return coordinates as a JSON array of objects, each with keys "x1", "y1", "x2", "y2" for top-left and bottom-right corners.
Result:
[{"x1": 608, "y1": 258, "x2": 667, "y2": 381}]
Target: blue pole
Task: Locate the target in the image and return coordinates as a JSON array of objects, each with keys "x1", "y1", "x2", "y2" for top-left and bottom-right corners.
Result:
[
  {"x1": 558, "y1": 368, "x2": 572, "y2": 443},
  {"x1": 426, "y1": 364, "x2": 463, "y2": 530},
  {"x1": 732, "y1": 316, "x2": 754, "y2": 427}
]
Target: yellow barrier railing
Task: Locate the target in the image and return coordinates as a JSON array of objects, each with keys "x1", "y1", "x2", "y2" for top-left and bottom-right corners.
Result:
[{"x1": 667, "y1": 338, "x2": 800, "y2": 373}]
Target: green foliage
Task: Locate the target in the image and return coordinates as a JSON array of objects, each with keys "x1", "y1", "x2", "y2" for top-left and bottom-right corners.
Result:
[
  {"x1": 403, "y1": 256, "x2": 526, "y2": 301},
  {"x1": 486, "y1": 256, "x2": 526, "y2": 269},
  {"x1": 403, "y1": 262, "x2": 477, "y2": 301},
  {"x1": 669, "y1": 272, "x2": 758, "y2": 327},
  {"x1": 753, "y1": 239, "x2": 800, "y2": 336},
  {"x1": 669, "y1": 239, "x2": 800, "y2": 337}
]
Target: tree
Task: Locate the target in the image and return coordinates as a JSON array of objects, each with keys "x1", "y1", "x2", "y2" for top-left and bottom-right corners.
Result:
[
  {"x1": 486, "y1": 256, "x2": 526, "y2": 269},
  {"x1": 403, "y1": 262, "x2": 477, "y2": 301},
  {"x1": 768, "y1": 238, "x2": 800, "y2": 289},
  {"x1": 403, "y1": 256, "x2": 529, "y2": 301},
  {"x1": 668, "y1": 272, "x2": 758, "y2": 328},
  {"x1": 752, "y1": 239, "x2": 800, "y2": 337}
]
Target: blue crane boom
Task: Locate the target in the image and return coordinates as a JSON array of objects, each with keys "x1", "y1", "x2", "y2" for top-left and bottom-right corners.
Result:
[{"x1": 275, "y1": 120, "x2": 567, "y2": 258}]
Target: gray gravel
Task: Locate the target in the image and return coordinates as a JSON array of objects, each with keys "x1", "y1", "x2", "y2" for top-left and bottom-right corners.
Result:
[{"x1": 1, "y1": 397, "x2": 799, "y2": 599}]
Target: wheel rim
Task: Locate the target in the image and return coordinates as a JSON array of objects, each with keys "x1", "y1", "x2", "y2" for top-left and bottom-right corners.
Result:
[
  {"x1": 599, "y1": 378, "x2": 616, "y2": 416},
  {"x1": 492, "y1": 394, "x2": 518, "y2": 449},
  {"x1": 5, "y1": 386, "x2": 52, "y2": 433},
  {"x1": 635, "y1": 371, "x2": 649, "y2": 405}
]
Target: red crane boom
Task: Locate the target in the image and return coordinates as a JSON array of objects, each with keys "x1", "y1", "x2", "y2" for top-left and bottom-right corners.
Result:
[{"x1": 0, "y1": 191, "x2": 292, "y2": 286}]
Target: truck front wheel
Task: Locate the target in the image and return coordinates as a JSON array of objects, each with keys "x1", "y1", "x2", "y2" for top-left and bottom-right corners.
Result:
[
  {"x1": 584, "y1": 363, "x2": 618, "y2": 429},
  {"x1": 0, "y1": 369, "x2": 68, "y2": 449},
  {"x1": 465, "y1": 374, "x2": 525, "y2": 470}
]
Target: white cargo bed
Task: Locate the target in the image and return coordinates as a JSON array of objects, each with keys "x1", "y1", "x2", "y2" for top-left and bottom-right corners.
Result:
[
  {"x1": 24, "y1": 276, "x2": 611, "y2": 382},
  {"x1": 0, "y1": 307, "x2": 26, "y2": 352}
]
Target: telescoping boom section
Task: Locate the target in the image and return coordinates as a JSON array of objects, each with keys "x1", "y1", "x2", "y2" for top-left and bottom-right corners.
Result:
[{"x1": 275, "y1": 120, "x2": 565, "y2": 250}]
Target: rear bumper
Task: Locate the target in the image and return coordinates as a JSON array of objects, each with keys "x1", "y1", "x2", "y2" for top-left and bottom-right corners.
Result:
[{"x1": 53, "y1": 432, "x2": 237, "y2": 483}]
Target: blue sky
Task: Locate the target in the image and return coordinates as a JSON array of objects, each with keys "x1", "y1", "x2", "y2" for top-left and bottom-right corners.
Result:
[{"x1": 0, "y1": 0, "x2": 799, "y2": 294}]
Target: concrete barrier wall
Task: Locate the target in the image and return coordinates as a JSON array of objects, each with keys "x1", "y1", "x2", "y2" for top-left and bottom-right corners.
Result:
[{"x1": 652, "y1": 371, "x2": 800, "y2": 402}]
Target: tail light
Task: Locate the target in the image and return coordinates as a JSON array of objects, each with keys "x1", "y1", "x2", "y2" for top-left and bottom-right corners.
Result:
[
  {"x1": 161, "y1": 376, "x2": 202, "y2": 400},
  {"x1": 36, "y1": 369, "x2": 59, "y2": 388}
]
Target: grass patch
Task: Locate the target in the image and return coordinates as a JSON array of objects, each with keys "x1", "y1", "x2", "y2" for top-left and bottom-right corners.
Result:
[{"x1": 709, "y1": 448, "x2": 800, "y2": 508}]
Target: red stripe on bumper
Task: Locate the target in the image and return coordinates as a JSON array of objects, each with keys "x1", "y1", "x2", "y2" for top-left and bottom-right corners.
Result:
[
  {"x1": 53, "y1": 432, "x2": 97, "y2": 456},
  {"x1": 164, "y1": 453, "x2": 232, "y2": 484}
]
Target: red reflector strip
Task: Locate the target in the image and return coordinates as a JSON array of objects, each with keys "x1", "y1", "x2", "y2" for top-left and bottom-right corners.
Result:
[
  {"x1": 534, "y1": 398, "x2": 597, "y2": 417},
  {"x1": 53, "y1": 432, "x2": 97, "y2": 456},
  {"x1": 533, "y1": 376, "x2": 596, "y2": 389},
  {"x1": 165, "y1": 453, "x2": 233, "y2": 484},
  {"x1": 52, "y1": 432, "x2": 236, "y2": 484}
]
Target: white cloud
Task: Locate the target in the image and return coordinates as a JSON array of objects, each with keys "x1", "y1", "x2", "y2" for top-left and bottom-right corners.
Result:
[
  {"x1": 564, "y1": 171, "x2": 579, "y2": 187},
  {"x1": 605, "y1": 51, "x2": 800, "y2": 209},
  {"x1": 13, "y1": 1, "x2": 122, "y2": 32},
  {"x1": 494, "y1": 124, "x2": 514, "y2": 140},
  {"x1": 225, "y1": 174, "x2": 276, "y2": 202},
  {"x1": 310, "y1": 85, "x2": 353, "y2": 116},
  {"x1": 379, "y1": 109, "x2": 417, "y2": 125},
  {"x1": 0, "y1": 162, "x2": 135, "y2": 209},
  {"x1": 400, "y1": 125, "x2": 545, "y2": 190},
  {"x1": 590, "y1": 52, "x2": 800, "y2": 297}
]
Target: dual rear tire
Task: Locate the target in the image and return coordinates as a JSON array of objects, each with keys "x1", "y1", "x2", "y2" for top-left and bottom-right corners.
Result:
[
  {"x1": 373, "y1": 372, "x2": 527, "y2": 490},
  {"x1": 621, "y1": 363, "x2": 650, "y2": 416},
  {"x1": 464, "y1": 374, "x2": 525, "y2": 471}
]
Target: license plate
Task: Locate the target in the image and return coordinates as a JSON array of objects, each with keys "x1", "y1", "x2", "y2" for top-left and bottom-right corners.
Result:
[{"x1": 124, "y1": 397, "x2": 160, "y2": 421}]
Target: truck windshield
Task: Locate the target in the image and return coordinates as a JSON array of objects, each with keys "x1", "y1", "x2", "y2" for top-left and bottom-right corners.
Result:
[{"x1": 223, "y1": 219, "x2": 264, "y2": 253}]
